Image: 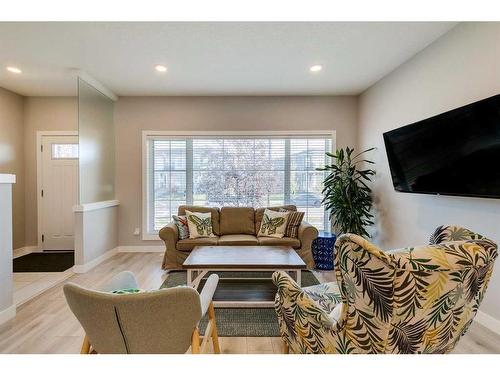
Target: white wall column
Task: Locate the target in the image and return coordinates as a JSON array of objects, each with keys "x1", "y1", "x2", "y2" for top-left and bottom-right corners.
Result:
[{"x1": 0, "y1": 174, "x2": 16, "y2": 325}]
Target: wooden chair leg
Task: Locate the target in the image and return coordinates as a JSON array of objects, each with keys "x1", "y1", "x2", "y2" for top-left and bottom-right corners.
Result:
[
  {"x1": 283, "y1": 341, "x2": 289, "y2": 354},
  {"x1": 191, "y1": 328, "x2": 201, "y2": 354},
  {"x1": 208, "y1": 302, "x2": 220, "y2": 354},
  {"x1": 80, "y1": 335, "x2": 91, "y2": 354}
]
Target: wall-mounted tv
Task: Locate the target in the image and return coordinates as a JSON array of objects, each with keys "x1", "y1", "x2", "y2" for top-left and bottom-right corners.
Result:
[{"x1": 383, "y1": 94, "x2": 500, "y2": 199}]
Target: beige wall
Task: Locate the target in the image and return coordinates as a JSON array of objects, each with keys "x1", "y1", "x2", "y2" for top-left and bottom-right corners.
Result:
[
  {"x1": 0, "y1": 87, "x2": 25, "y2": 250},
  {"x1": 115, "y1": 96, "x2": 358, "y2": 247},
  {"x1": 78, "y1": 79, "x2": 115, "y2": 204},
  {"x1": 358, "y1": 23, "x2": 500, "y2": 319},
  {"x1": 23, "y1": 97, "x2": 78, "y2": 246}
]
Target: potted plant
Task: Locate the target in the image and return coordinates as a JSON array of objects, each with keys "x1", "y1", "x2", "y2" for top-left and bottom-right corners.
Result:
[{"x1": 317, "y1": 147, "x2": 375, "y2": 237}]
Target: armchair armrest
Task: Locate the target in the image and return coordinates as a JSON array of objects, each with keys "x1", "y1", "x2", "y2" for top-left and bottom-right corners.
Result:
[
  {"x1": 100, "y1": 271, "x2": 139, "y2": 292},
  {"x1": 272, "y1": 271, "x2": 338, "y2": 329},
  {"x1": 199, "y1": 274, "x2": 219, "y2": 316}
]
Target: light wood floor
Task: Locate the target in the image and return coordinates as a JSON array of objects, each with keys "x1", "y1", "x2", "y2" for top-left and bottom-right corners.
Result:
[{"x1": 1, "y1": 252, "x2": 499, "y2": 354}]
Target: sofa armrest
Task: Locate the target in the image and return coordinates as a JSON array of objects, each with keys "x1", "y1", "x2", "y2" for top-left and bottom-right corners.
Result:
[
  {"x1": 297, "y1": 221, "x2": 319, "y2": 248},
  {"x1": 159, "y1": 223, "x2": 179, "y2": 249}
]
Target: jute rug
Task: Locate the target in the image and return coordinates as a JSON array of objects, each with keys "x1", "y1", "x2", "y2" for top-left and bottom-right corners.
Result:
[{"x1": 160, "y1": 270, "x2": 320, "y2": 337}]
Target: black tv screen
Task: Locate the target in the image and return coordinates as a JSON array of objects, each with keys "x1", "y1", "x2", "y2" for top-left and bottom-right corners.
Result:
[{"x1": 383, "y1": 94, "x2": 500, "y2": 199}]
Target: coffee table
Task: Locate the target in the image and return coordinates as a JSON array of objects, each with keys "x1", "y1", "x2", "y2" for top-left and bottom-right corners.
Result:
[{"x1": 183, "y1": 245, "x2": 307, "y2": 307}]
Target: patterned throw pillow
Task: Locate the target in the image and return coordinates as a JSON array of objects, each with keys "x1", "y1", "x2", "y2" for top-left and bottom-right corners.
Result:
[
  {"x1": 172, "y1": 215, "x2": 190, "y2": 240},
  {"x1": 110, "y1": 288, "x2": 144, "y2": 295},
  {"x1": 258, "y1": 209, "x2": 290, "y2": 238},
  {"x1": 279, "y1": 209, "x2": 305, "y2": 238},
  {"x1": 185, "y1": 210, "x2": 216, "y2": 239}
]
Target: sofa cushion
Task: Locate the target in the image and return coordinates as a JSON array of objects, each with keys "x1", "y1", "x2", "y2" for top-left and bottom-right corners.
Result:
[
  {"x1": 257, "y1": 236, "x2": 301, "y2": 249},
  {"x1": 178, "y1": 205, "x2": 220, "y2": 235},
  {"x1": 176, "y1": 236, "x2": 219, "y2": 252},
  {"x1": 255, "y1": 205, "x2": 296, "y2": 234},
  {"x1": 220, "y1": 207, "x2": 255, "y2": 235},
  {"x1": 218, "y1": 234, "x2": 259, "y2": 246}
]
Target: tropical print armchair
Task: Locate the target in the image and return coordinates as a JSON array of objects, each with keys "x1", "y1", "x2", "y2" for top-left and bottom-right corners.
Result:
[{"x1": 273, "y1": 225, "x2": 498, "y2": 354}]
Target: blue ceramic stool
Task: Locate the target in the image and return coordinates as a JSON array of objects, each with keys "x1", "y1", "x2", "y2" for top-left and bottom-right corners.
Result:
[{"x1": 312, "y1": 231, "x2": 337, "y2": 270}]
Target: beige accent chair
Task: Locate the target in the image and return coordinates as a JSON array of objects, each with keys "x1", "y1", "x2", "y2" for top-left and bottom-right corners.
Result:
[
  {"x1": 64, "y1": 271, "x2": 220, "y2": 354},
  {"x1": 160, "y1": 205, "x2": 319, "y2": 269}
]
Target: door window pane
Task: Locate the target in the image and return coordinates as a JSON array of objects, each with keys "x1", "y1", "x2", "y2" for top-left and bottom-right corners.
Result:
[{"x1": 52, "y1": 144, "x2": 79, "y2": 159}]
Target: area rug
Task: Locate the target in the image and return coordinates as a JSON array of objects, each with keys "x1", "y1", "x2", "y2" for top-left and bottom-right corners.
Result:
[
  {"x1": 13, "y1": 251, "x2": 74, "y2": 272},
  {"x1": 161, "y1": 270, "x2": 320, "y2": 337}
]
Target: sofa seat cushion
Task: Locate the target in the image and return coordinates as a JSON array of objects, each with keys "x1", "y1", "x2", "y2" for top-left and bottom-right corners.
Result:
[
  {"x1": 218, "y1": 234, "x2": 259, "y2": 246},
  {"x1": 220, "y1": 207, "x2": 255, "y2": 235},
  {"x1": 176, "y1": 236, "x2": 219, "y2": 252},
  {"x1": 257, "y1": 236, "x2": 301, "y2": 249}
]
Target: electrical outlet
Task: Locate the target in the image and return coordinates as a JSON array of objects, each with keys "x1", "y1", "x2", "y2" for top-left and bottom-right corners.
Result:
[{"x1": 133, "y1": 228, "x2": 140, "y2": 236}]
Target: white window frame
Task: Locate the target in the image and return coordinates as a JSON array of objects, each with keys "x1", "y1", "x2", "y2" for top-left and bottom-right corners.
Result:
[{"x1": 142, "y1": 130, "x2": 336, "y2": 240}]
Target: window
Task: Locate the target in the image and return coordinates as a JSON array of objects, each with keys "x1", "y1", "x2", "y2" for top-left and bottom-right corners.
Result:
[
  {"x1": 51, "y1": 143, "x2": 79, "y2": 159},
  {"x1": 144, "y1": 133, "x2": 333, "y2": 237}
]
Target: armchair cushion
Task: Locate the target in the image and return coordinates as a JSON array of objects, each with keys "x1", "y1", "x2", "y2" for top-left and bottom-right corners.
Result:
[{"x1": 302, "y1": 282, "x2": 342, "y2": 315}]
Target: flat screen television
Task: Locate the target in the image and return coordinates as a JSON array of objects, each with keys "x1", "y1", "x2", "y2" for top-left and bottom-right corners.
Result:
[{"x1": 383, "y1": 94, "x2": 500, "y2": 199}]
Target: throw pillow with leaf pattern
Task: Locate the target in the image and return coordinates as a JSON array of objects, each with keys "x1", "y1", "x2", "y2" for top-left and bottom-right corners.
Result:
[
  {"x1": 185, "y1": 210, "x2": 216, "y2": 239},
  {"x1": 258, "y1": 209, "x2": 290, "y2": 238},
  {"x1": 172, "y1": 215, "x2": 190, "y2": 240}
]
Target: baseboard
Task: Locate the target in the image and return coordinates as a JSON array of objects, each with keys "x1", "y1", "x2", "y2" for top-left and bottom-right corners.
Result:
[
  {"x1": 117, "y1": 245, "x2": 164, "y2": 253},
  {"x1": 72, "y1": 247, "x2": 118, "y2": 273},
  {"x1": 0, "y1": 304, "x2": 16, "y2": 325},
  {"x1": 475, "y1": 310, "x2": 500, "y2": 335}
]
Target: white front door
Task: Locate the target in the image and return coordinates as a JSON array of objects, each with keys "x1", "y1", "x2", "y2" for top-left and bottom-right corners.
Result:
[{"x1": 40, "y1": 135, "x2": 79, "y2": 250}]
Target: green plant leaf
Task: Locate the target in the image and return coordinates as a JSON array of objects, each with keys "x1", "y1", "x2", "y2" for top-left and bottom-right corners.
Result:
[{"x1": 319, "y1": 147, "x2": 375, "y2": 237}]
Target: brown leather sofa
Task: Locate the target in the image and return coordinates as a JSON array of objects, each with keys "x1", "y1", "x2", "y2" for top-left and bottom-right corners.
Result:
[{"x1": 159, "y1": 205, "x2": 319, "y2": 270}]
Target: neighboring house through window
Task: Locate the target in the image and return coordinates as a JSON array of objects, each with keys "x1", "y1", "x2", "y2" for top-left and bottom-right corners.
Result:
[{"x1": 143, "y1": 132, "x2": 334, "y2": 239}]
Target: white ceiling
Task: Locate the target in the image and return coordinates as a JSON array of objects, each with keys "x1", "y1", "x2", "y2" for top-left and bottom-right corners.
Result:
[{"x1": 0, "y1": 22, "x2": 457, "y2": 97}]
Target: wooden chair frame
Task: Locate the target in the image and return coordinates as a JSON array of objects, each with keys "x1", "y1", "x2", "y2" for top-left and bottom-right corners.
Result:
[{"x1": 191, "y1": 302, "x2": 220, "y2": 354}]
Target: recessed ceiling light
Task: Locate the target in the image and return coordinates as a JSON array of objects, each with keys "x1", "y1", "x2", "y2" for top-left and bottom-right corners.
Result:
[
  {"x1": 6, "y1": 66, "x2": 22, "y2": 74},
  {"x1": 155, "y1": 65, "x2": 167, "y2": 73},
  {"x1": 310, "y1": 65, "x2": 323, "y2": 73}
]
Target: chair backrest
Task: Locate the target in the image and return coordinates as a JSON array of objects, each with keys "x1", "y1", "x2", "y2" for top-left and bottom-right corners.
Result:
[
  {"x1": 334, "y1": 225, "x2": 498, "y2": 354},
  {"x1": 63, "y1": 284, "x2": 202, "y2": 354}
]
